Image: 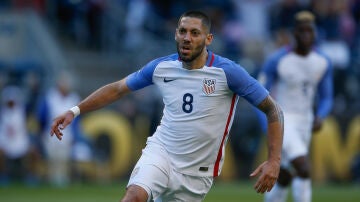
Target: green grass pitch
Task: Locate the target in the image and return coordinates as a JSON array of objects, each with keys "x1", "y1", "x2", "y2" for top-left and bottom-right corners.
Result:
[{"x1": 0, "y1": 181, "x2": 359, "y2": 202}]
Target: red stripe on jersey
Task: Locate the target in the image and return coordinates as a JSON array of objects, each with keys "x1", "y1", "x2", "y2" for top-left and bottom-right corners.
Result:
[
  {"x1": 204, "y1": 85, "x2": 210, "y2": 94},
  {"x1": 209, "y1": 53, "x2": 215, "y2": 67},
  {"x1": 211, "y1": 85, "x2": 215, "y2": 93},
  {"x1": 213, "y1": 94, "x2": 237, "y2": 177}
]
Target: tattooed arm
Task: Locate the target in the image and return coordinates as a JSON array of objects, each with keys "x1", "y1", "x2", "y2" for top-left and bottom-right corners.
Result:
[
  {"x1": 250, "y1": 95, "x2": 284, "y2": 193},
  {"x1": 257, "y1": 95, "x2": 284, "y2": 163}
]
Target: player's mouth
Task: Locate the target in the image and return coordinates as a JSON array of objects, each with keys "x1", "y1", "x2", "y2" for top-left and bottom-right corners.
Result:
[{"x1": 180, "y1": 45, "x2": 192, "y2": 54}]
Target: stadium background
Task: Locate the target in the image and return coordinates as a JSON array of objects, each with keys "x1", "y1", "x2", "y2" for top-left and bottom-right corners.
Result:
[{"x1": 0, "y1": 0, "x2": 359, "y2": 201}]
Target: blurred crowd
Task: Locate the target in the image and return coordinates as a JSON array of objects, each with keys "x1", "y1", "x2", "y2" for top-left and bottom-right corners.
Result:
[
  {"x1": 48, "y1": 0, "x2": 360, "y2": 117},
  {"x1": 0, "y1": 0, "x2": 359, "y2": 186}
]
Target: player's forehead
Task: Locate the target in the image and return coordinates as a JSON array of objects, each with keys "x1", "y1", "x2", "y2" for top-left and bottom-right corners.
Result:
[
  {"x1": 178, "y1": 17, "x2": 205, "y2": 31},
  {"x1": 295, "y1": 21, "x2": 315, "y2": 31}
]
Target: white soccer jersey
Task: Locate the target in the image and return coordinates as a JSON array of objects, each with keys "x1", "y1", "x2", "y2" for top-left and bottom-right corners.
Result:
[
  {"x1": 259, "y1": 47, "x2": 333, "y2": 120},
  {"x1": 126, "y1": 51, "x2": 269, "y2": 177},
  {"x1": 259, "y1": 46, "x2": 333, "y2": 165}
]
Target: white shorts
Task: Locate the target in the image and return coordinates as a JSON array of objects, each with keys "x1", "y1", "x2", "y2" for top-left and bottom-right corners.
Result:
[
  {"x1": 281, "y1": 113, "x2": 313, "y2": 168},
  {"x1": 127, "y1": 141, "x2": 213, "y2": 202}
]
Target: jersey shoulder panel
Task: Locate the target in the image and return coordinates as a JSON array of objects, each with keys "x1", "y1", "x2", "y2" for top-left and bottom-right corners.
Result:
[
  {"x1": 264, "y1": 46, "x2": 292, "y2": 73},
  {"x1": 259, "y1": 46, "x2": 292, "y2": 89},
  {"x1": 313, "y1": 47, "x2": 333, "y2": 70},
  {"x1": 126, "y1": 54, "x2": 178, "y2": 90},
  {"x1": 212, "y1": 54, "x2": 269, "y2": 105}
]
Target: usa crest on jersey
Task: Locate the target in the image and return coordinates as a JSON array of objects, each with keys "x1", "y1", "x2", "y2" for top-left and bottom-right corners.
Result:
[{"x1": 202, "y1": 78, "x2": 216, "y2": 95}]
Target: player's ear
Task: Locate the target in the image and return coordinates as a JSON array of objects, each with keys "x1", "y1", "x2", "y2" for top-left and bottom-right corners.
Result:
[
  {"x1": 205, "y1": 33, "x2": 213, "y2": 46},
  {"x1": 175, "y1": 28, "x2": 179, "y2": 41}
]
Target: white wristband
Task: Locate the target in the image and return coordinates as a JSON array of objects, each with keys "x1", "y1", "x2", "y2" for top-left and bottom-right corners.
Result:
[{"x1": 70, "y1": 106, "x2": 80, "y2": 117}]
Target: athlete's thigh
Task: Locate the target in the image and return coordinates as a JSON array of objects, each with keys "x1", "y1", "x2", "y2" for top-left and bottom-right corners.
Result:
[
  {"x1": 158, "y1": 169, "x2": 213, "y2": 202},
  {"x1": 281, "y1": 115, "x2": 312, "y2": 167},
  {"x1": 127, "y1": 142, "x2": 171, "y2": 201}
]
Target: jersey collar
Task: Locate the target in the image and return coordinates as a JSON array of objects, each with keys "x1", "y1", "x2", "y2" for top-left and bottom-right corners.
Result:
[{"x1": 206, "y1": 50, "x2": 215, "y2": 67}]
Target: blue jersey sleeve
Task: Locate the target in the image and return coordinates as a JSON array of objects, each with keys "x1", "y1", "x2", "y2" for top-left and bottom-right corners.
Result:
[
  {"x1": 126, "y1": 64, "x2": 156, "y2": 91},
  {"x1": 126, "y1": 55, "x2": 177, "y2": 91},
  {"x1": 262, "y1": 57, "x2": 278, "y2": 90},
  {"x1": 221, "y1": 60, "x2": 269, "y2": 106},
  {"x1": 316, "y1": 59, "x2": 333, "y2": 119},
  {"x1": 261, "y1": 47, "x2": 289, "y2": 90}
]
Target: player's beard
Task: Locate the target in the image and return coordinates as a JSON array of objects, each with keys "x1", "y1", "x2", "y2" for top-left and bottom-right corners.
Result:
[{"x1": 176, "y1": 41, "x2": 206, "y2": 63}]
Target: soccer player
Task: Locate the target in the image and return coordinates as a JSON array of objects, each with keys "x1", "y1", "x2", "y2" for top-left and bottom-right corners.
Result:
[
  {"x1": 50, "y1": 11, "x2": 284, "y2": 202},
  {"x1": 259, "y1": 11, "x2": 333, "y2": 202}
]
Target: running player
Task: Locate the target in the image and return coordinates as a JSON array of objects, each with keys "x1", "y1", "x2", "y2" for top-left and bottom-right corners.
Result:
[
  {"x1": 260, "y1": 11, "x2": 333, "y2": 202},
  {"x1": 51, "y1": 10, "x2": 284, "y2": 202}
]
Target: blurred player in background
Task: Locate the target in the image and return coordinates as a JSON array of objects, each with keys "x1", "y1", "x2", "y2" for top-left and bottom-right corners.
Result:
[
  {"x1": 38, "y1": 71, "x2": 90, "y2": 186},
  {"x1": 0, "y1": 85, "x2": 40, "y2": 185},
  {"x1": 258, "y1": 11, "x2": 333, "y2": 202},
  {"x1": 50, "y1": 11, "x2": 284, "y2": 202}
]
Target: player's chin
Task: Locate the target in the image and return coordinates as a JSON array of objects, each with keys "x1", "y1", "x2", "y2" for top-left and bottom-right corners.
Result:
[{"x1": 179, "y1": 53, "x2": 194, "y2": 62}]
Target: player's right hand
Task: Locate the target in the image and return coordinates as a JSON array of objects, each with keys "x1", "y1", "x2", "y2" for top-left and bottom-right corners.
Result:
[{"x1": 50, "y1": 111, "x2": 75, "y2": 140}]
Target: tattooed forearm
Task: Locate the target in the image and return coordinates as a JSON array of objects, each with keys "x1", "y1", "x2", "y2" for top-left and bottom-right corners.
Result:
[{"x1": 257, "y1": 95, "x2": 284, "y2": 124}]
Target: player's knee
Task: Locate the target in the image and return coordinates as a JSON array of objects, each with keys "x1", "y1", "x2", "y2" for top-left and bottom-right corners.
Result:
[
  {"x1": 121, "y1": 185, "x2": 149, "y2": 202},
  {"x1": 291, "y1": 156, "x2": 311, "y2": 178},
  {"x1": 292, "y1": 160, "x2": 310, "y2": 178},
  {"x1": 277, "y1": 168, "x2": 292, "y2": 187},
  {"x1": 296, "y1": 166, "x2": 310, "y2": 178},
  {"x1": 121, "y1": 194, "x2": 146, "y2": 202}
]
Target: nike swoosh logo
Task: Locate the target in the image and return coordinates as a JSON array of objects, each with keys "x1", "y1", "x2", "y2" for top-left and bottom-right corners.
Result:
[{"x1": 163, "y1": 78, "x2": 176, "y2": 83}]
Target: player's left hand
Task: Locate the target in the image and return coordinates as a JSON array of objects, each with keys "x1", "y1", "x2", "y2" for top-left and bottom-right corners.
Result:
[
  {"x1": 312, "y1": 116, "x2": 323, "y2": 132},
  {"x1": 250, "y1": 160, "x2": 280, "y2": 194}
]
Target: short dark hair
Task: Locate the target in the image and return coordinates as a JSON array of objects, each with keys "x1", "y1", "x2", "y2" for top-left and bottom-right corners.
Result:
[{"x1": 178, "y1": 10, "x2": 211, "y2": 33}]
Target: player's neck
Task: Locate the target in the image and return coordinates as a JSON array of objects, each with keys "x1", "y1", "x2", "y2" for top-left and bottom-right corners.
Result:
[
  {"x1": 294, "y1": 46, "x2": 311, "y2": 56},
  {"x1": 182, "y1": 50, "x2": 208, "y2": 70}
]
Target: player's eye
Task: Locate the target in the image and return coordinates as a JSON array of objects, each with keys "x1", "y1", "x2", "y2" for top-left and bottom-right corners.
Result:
[
  {"x1": 191, "y1": 31, "x2": 200, "y2": 36},
  {"x1": 178, "y1": 29, "x2": 186, "y2": 34}
]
